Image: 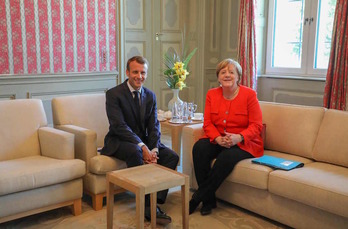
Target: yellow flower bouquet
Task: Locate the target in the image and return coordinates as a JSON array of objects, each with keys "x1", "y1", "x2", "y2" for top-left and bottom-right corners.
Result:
[{"x1": 163, "y1": 46, "x2": 197, "y2": 90}]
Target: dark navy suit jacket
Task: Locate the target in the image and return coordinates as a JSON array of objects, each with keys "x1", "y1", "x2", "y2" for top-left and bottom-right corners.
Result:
[{"x1": 101, "y1": 80, "x2": 164, "y2": 156}]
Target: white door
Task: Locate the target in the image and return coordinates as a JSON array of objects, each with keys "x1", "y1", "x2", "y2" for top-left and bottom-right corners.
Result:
[
  {"x1": 123, "y1": 0, "x2": 185, "y2": 110},
  {"x1": 152, "y1": 0, "x2": 185, "y2": 110}
]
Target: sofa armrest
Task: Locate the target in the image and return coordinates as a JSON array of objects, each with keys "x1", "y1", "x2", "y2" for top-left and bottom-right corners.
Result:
[
  {"x1": 182, "y1": 123, "x2": 204, "y2": 186},
  {"x1": 39, "y1": 127, "x2": 74, "y2": 159},
  {"x1": 55, "y1": 124, "x2": 97, "y2": 170}
]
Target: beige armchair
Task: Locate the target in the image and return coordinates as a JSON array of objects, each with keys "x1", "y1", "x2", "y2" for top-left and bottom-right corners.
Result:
[
  {"x1": 51, "y1": 94, "x2": 126, "y2": 211},
  {"x1": 0, "y1": 99, "x2": 85, "y2": 223}
]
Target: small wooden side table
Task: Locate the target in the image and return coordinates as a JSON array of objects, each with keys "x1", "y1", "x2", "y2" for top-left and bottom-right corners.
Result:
[{"x1": 106, "y1": 164, "x2": 189, "y2": 229}]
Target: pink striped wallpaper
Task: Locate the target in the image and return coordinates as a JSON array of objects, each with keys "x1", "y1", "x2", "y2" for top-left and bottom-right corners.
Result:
[
  {"x1": 11, "y1": 1, "x2": 23, "y2": 74},
  {"x1": 25, "y1": 2, "x2": 37, "y2": 74},
  {"x1": 64, "y1": 0, "x2": 74, "y2": 73},
  {"x1": 99, "y1": 0, "x2": 106, "y2": 72},
  {"x1": 38, "y1": 0, "x2": 50, "y2": 74},
  {"x1": 0, "y1": 0, "x2": 117, "y2": 75},
  {"x1": 87, "y1": 0, "x2": 96, "y2": 72},
  {"x1": 0, "y1": 1, "x2": 8, "y2": 74}
]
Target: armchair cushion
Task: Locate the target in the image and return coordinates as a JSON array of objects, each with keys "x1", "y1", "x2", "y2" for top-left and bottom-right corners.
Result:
[
  {"x1": 52, "y1": 94, "x2": 108, "y2": 148},
  {"x1": 0, "y1": 156, "x2": 85, "y2": 195},
  {"x1": 89, "y1": 155, "x2": 126, "y2": 175},
  {"x1": 0, "y1": 99, "x2": 47, "y2": 161},
  {"x1": 39, "y1": 127, "x2": 74, "y2": 160}
]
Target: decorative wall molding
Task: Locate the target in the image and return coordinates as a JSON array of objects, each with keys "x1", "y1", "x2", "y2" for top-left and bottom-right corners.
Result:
[
  {"x1": 0, "y1": 94, "x2": 16, "y2": 100},
  {"x1": 0, "y1": 72, "x2": 118, "y2": 85},
  {"x1": 227, "y1": 0, "x2": 238, "y2": 52},
  {"x1": 209, "y1": 0, "x2": 219, "y2": 52},
  {"x1": 163, "y1": 0, "x2": 180, "y2": 31},
  {"x1": 28, "y1": 88, "x2": 108, "y2": 99},
  {"x1": 29, "y1": 88, "x2": 108, "y2": 125},
  {"x1": 257, "y1": 76, "x2": 326, "y2": 107},
  {"x1": 272, "y1": 88, "x2": 324, "y2": 106},
  {"x1": 0, "y1": 72, "x2": 117, "y2": 125},
  {"x1": 125, "y1": 42, "x2": 144, "y2": 60},
  {"x1": 125, "y1": 0, "x2": 143, "y2": 30}
]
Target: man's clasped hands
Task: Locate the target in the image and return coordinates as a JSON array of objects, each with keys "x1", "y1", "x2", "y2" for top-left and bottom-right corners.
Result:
[{"x1": 141, "y1": 145, "x2": 159, "y2": 164}]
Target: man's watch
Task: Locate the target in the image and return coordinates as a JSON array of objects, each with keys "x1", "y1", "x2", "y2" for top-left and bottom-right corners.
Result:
[{"x1": 240, "y1": 134, "x2": 244, "y2": 142}]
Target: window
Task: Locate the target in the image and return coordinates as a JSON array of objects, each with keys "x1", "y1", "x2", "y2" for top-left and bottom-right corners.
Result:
[{"x1": 266, "y1": 0, "x2": 337, "y2": 77}]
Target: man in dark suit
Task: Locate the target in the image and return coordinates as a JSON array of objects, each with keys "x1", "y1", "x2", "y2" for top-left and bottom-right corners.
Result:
[{"x1": 101, "y1": 56, "x2": 179, "y2": 225}]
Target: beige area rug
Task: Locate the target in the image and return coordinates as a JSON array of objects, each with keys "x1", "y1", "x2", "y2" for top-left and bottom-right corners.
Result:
[{"x1": 1, "y1": 190, "x2": 289, "y2": 229}]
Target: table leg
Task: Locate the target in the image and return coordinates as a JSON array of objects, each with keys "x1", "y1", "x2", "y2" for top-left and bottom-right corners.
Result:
[
  {"x1": 170, "y1": 127, "x2": 181, "y2": 155},
  {"x1": 181, "y1": 176, "x2": 189, "y2": 229},
  {"x1": 106, "y1": 177, "x2": 114, "y2": 229},
  {"x1": 171, "y1": 126, "x2": 184, "y2": 167},
  {"x1": 136, "y1": 189, "x2": 145, "y2": 229},
  {"x1": 150, "y1": 192, "x2": 157, "y2": 228}
]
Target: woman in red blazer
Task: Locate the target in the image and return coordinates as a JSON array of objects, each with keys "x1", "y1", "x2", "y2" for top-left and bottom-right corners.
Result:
[{"x1": 189, "y1": 59, "x2": 264, "y2": 216}]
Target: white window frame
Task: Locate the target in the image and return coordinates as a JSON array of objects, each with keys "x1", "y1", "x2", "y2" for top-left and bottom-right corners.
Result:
[{"x1": 265, "y1": 0, "x2": 332, "y2": 78}]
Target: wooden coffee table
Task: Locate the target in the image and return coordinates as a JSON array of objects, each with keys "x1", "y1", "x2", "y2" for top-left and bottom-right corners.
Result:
[{"x1": 106, "y1": 164, "x2": 189, "y2": 229}]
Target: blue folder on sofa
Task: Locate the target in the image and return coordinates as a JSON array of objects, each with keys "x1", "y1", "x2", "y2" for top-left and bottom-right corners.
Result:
[{"x1": 252, "y1": 155, "x2": 304, "y2": 171}]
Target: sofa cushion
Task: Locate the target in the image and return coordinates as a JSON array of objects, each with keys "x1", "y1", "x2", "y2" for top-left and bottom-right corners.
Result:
[
  {"x1": 225, "y1": 150, "x2": 314, "y2": 190},
  {"x1": 52, "y1": 94, "x2": 109, "y2": 148},
  {"x1": 225, "y1": 158, "x2": 272, "y2": 190},
  {"x1": 0, "y1": 156, "x2": 85, "y2": 196},
  {"x1": 313, "y1": 109, "x2": 348, "y2": 168},
  {"x1": 259, "y1": 101, "x2": 325, "y2": 159},
  {"x1": 0, "y1": 99, "x2": 47, "y2": 161},
  {"x1": 268, "y1": 162, "x2": 348, "y2": 218},
  {"x1": 89, "y1": 155, "x2": 127, "y2": 175}
]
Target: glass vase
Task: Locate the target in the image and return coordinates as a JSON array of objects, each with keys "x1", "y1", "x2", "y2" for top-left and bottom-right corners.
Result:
[{"x1": 168, "y1": 89, "x2": 183, "y2": 111}]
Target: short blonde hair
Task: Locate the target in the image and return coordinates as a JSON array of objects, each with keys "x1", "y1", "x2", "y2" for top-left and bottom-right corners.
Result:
[{"x1": 216, "y1": 59, "x2": 242, "y2": 84}]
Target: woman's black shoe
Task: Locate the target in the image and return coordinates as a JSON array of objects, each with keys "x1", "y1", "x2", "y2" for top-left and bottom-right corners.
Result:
[
  {"x1": 200, "y1": 204, "x2": 212, "y2": 215},
  {"x1": 189, "y1": 199, "x2": 200, "y2": 214}
]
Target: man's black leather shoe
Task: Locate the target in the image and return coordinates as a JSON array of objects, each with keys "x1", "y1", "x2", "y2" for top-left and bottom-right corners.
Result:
[
  {"x1": 145, "y1": 206, "x2": 172, "y2": 225},
  {"x1": 200, "y1": 202, "x2": 217, "y2": 216}
]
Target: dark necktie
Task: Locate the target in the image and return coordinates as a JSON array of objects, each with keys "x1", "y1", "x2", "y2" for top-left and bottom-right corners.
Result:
[
  {"x1": 133, "y1": 91, "x2": 141, "y2": 122},
  {"x1": 133, "y1": 91, "x2": 140, "y2": 108}
]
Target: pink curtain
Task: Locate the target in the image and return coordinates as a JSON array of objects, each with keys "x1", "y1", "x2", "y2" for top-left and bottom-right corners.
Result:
[
  {"x1": 237, "y1": 0, "x2": 257, "y2": 90},
  {"x1": 323, "y1": 0, "x2": 348, "y2": 110}
]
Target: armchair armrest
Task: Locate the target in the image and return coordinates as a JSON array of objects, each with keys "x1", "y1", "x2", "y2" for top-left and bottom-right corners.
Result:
[
  {"x1": 39, "y1": 127, "x2": 74, "y2": 159},
  {"x1": 182, "y1": 123, "x2": 204, "y2": 180},
  {"x1": 55, "y1": 124, "x2": 97, "y2": 170}
]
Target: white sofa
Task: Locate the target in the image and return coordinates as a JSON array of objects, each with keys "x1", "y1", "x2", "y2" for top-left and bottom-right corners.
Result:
[
  {"x1": 182, "y1": 101, "x2": 348, "y2": 229},
  {"x1": 52, "y1": 94, "x2": 126, "y2": 211},
  {"x1": 0, "y1": 99, "x2": 85, "y2": 223}
]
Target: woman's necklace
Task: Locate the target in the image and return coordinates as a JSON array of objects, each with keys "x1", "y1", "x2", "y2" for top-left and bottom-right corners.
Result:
[{"x1": 223, "y1": 86, "x2": 240, "y2": 100}]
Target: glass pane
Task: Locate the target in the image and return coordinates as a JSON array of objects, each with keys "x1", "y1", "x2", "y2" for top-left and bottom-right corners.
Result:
[
  {"x1": 315, "y1": 0, "x2": 336, "y2": 69},
  {"x1": 272, "y1": 0, "x2": 305, "y2": 68}
]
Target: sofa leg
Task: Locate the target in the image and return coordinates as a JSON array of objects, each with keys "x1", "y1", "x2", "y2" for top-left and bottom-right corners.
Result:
[
  {"x1": 89, "y1": 189, "x2": 127, "y2": 211},
  {"x1": 93, "y1": 193, "x2": 105, "y2": 211},
  {"x1": 72, "y1": 198, "x2": 82, "y2": 216}
]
